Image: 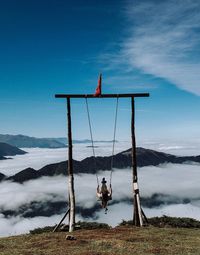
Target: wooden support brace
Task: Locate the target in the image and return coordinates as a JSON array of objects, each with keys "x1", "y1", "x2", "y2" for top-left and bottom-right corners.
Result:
[{"x1": 53, "y1": 208, "x2": 70, "y2": 232}]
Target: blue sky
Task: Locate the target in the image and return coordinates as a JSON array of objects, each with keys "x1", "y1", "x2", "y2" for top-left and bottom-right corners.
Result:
[{"x1": 0, "y1": 0, "x2": 200, "y2": 142}]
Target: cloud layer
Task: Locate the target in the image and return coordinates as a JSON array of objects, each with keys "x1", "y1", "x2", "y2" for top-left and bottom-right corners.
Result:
[
  {"x1": 1, "y1": 158, "x2": 200, "y2": 236},
  {"x1": 1, "y1": 143, "x2": 200, "y2": 237}
]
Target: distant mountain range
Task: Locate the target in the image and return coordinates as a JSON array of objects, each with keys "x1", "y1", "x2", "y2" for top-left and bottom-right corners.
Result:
[
  {"x1": 0, "y1": 134, "x2": 115, "y2": 148},
  {"x1": 0, "y1": 134, "x2": 66, "y2": 148},
  {"x1": 1, "y1": 147, "x2": 200, "y2": 183},
  {"x1": 56, "y1": 138, "x2": 116, "y2": 144},
  {"x1": 0, "y1": 142, "x2": 27, "y2": 160}
]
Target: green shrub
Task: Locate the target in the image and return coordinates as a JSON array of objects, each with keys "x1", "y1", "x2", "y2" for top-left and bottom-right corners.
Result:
[
  {"x1": 118, "y1": 216, "x2": 200, "y2": 228},
  {"x1": 30, "y1": 221, "x2": 110, "y2": 234}
]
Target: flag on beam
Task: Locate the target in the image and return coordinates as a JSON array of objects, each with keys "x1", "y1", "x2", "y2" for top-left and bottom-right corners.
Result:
[{"x1": 94, "y1": 74, "x2": 102, "y2": 96}]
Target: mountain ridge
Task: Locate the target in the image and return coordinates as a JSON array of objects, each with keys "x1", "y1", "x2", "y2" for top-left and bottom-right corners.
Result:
[
  {"x1": 0, "y1": 142, "x2": 27, "y2": 159},
  {"x1": 0, "y1": 134, "x2": 66, "y2": 148},
  {"x1": 2, "y1": 147, "x2": 200, "y2": 183},
  {"x1": 0, "y1": 134, "x2": 116, "y2": 148}
]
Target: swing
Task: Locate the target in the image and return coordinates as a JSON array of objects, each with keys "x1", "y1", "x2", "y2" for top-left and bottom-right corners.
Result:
[
  {"x1": 55, "y1": 86, "x2": 149, "y2": 231},
  {"x1": 85, "y1": 97, "x2": 119, "y2": 213}
]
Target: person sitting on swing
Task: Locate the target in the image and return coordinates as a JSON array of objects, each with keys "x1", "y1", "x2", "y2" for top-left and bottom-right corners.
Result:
[{"x1": 96, "y1": 177, "x2": 112, "y2": 212}]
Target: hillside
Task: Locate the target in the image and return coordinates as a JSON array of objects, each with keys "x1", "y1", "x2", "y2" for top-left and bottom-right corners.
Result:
[
  {"x1": 0, "y1": 225, "x2": 200, "y2": 255},
  {"x1": 0, "y1": 134, "x2": 66, "y2": 148},
  {"x1": 3, "y1": 147, "x2": 200, "y2": 183},
  {"x1": 0, "y1": 173, "x2": 5, "y2": 181},
  {"x1": 0, "y1": 142, "x2": 27, "y2": 159}
]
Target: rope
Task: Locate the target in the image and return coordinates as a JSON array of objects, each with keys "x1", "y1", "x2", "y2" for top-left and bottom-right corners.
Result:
[
  {"x1": 85, "y1": 98, "x2": 99, "y2": 186},
  {"x1": 110, "y1": 97, "x2": 119, "y2": 185}
]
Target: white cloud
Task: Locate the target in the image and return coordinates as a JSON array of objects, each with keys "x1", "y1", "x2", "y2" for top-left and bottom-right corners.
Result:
[
  {"x1": 138, "y1": 138, "x2": 200, "y2": 156},
  {"x1": 145, "y1": 203, "x2": 200, "y2": 220},
  {"x1": 0, "y1": 176, "x2": 68, "y2": 211},
  {"x1": 0, "y1": 148, "x2": 67, "y2": 176},
  {"x1": 94, "y1": 202, "x2": 133, "y2": 226},
  {"x1": 139, "y1": 163, "x2": 200, "y2": 199},
  {"x1": 94, "y1": 202, "x2": 200, "y2": 227},
  {"x1": 105, "y1": 0, "x2": 200, "y2": 95},
  {"x1": 0, "y1": 213, "x2": 84, "y2": 237}
]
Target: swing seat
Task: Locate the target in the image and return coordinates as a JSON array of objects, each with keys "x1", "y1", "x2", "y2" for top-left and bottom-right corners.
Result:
[
  {"x1": 96, "y1": 193, "x2": 112, "y2": 201},
  {"x1": 97, "y1": 197, "x2": 112, "y2": 202}
]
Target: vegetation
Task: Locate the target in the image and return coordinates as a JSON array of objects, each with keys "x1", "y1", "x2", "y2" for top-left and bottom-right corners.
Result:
[
  {"x1": 1, "y1": 218, "x2": 200, "y2": 255},
  {"x1": 120, "y1": 215, "x2": 200, "y2": 228},
  {"x1": 30, "y1": 221, "x2": 110, "y2": 234},
  {"x1": 0, "y1": 226, "x2": 200, "y2": 255}
]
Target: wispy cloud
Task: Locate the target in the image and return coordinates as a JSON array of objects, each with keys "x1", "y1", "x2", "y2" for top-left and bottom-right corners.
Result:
[
  {"x1": 103, "y1": 74, "x2": 157, "y2": 92},
  {"x1": 103, "y1": 0, "x2": 200, "y2": 95}
]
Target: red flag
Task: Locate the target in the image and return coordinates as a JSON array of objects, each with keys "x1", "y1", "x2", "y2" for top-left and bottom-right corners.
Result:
[{"x1": 94, "y1": 74, "x2": 102, "y2": 96}]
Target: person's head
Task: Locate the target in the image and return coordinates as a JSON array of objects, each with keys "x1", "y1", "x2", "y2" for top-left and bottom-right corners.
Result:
[
  {"x1": 101, "y1": 177, "x2": 108, "y2": 193},
  {"x1": 101, "y1": 177, "x2": 107, "y2": 184}
]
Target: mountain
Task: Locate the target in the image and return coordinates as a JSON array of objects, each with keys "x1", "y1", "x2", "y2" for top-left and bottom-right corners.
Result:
[
  {"x1": 0, "y1": 172, "x2": 6, "y2": 181},
  {"x1": 0, "y1": 134, "x2": 117, "y2": 148},
  {"x1": 0, "y1": 142, "x2": 27, "y2": 160},
  {"x1": 3, "y1": 147, "x2": 200, "y2": 183},
  {"x1": 0, "y1": 134, "x2": 66, "y2": 148},
  {"x1": 51, "y1": 138, "x2": 117, "y2": 144}
]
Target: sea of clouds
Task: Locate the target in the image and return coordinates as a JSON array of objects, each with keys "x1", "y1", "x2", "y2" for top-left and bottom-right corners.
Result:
[{"x1": 0, "y1": 141, "x2": 200, "y2": 237}]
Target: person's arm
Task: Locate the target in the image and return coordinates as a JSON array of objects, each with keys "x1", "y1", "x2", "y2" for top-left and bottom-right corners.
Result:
[
  {"x1": 108, "y1": 184, "x2": 112, "y2": 196},
  {"x1": 96, "y1": 185, "x2": 102, "y2": 198}
]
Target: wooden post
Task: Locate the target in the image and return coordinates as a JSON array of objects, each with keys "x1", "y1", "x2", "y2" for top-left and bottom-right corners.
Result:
[
  {"x1": 67, "y1": 98, "x2": 75, "y2": 232},
  {"x1": 131, "y1": 97, "x2": 143, "y2": 226}
]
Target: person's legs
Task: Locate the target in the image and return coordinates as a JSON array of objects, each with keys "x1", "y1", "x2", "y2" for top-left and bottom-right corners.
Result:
[{"x1": 101, "y1": 194, "x2": 109, "y2": 213}]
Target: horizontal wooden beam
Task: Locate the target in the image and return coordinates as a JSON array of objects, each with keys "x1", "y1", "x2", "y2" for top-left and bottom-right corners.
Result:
[{"x1": 55, "y1": 93, "x2": 150, "y2": 99}]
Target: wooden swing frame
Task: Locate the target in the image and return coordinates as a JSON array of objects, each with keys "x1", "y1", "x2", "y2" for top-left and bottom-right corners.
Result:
[{"x1": 54, "y1": 93, "x2": 149, "y2": 232}]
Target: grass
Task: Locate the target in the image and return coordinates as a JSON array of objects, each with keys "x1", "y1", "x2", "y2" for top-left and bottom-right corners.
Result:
[{"x1": 1, "y1": 226, "x2": 200, "y2": 255}]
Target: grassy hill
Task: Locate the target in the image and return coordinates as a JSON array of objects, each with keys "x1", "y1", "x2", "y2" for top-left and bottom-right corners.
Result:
[{"x1": 1, "y1": 225, "x2": 200, "y2": 255}]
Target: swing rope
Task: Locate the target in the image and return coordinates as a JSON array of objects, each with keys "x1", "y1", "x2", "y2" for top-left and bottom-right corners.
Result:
[
  {"x1": 85, "y1": 97, "x2": 119, "y2": 187},
  {"x1": 85, "y1": 98, "x2": 99, "y2": 186},
  {"x1": 110, "y1": 97, "x2": 119, "y2": 186}
]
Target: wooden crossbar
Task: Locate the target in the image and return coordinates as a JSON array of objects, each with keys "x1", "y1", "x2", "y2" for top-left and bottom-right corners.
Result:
[{"x1": 55, "y1": 93, "x2": 149, "y2": 98}]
